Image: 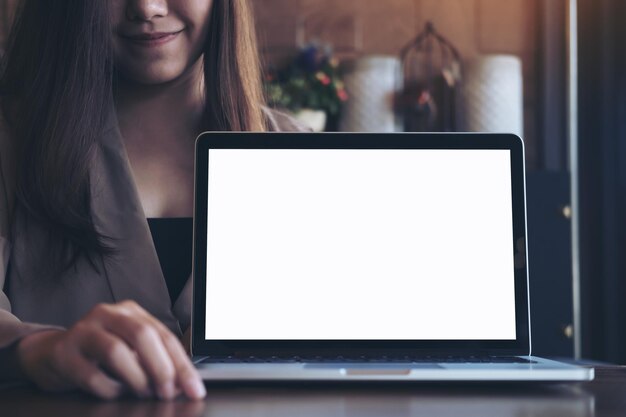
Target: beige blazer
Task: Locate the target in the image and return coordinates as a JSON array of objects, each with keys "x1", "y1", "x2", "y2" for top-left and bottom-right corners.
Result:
[{"x1": 0, "y1": 105, "x2": 307, "y2": 381}]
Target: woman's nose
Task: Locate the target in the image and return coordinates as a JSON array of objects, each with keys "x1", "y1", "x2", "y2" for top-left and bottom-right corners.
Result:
[{"x1": 126, "y1": 0, "x2": 168, "y2": 21}]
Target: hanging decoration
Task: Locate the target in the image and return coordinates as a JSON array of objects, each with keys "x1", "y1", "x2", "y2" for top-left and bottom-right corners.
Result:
[{"x1": 399, "y1": 22, "x2": 462, "y2": 132}]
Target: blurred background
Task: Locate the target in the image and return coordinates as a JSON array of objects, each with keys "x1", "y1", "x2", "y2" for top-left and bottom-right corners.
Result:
[{"x1": 1, "y1": 0, "x2": 625, "y2": 365}]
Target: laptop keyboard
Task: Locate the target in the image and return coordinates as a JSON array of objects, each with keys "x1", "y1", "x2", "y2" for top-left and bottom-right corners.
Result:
[{"x1": 200, "y1": 355, "x2": 536, "y2": 364}]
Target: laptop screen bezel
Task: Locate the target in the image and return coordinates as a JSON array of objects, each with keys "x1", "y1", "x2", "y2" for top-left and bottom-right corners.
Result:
[{"x1": 191, "y1": 132, "x2": 530, "y2": 357}]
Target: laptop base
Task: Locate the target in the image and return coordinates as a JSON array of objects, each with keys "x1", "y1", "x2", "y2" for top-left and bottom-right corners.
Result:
[{"x1": 195, "y1": 356, "x2": 593, "y2": 382}]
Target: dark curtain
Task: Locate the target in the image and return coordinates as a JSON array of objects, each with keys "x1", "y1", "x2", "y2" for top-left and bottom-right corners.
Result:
[{"x1": 578, "y1": 0, "x2": 626, "y2": 363}]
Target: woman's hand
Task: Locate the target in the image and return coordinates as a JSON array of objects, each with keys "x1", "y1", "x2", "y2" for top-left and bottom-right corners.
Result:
[{"x1": 16, "y1": 300, "x2": 206, "y2": 401}]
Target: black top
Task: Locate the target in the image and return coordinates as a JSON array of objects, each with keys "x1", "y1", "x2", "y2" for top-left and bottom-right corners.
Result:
[{"x1": 147, "y1": 217, "x2": 193, "y2": 304}]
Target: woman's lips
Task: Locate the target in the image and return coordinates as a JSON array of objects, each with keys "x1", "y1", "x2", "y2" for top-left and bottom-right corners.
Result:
[{"x1": 120, "y1": 30, "x2": 183, "y2": 47}]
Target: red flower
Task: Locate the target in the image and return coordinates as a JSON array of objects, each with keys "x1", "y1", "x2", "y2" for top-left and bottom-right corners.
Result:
[
  {"x1": 316, "y1": 71, "x2": 331, "y2": 86},
  {"x1": 337, "y1": 89, "x2": 348, "y2": 101}
]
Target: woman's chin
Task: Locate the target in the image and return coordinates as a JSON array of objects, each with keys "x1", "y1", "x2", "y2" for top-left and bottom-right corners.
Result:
[{"x1": 117, "y1": 66, "x2": 191, "y2": 87}]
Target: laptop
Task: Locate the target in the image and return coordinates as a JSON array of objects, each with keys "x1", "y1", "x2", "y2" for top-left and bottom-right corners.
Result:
[{"x1": 190, "y1": 132, "x2": 593, "y2": 382}]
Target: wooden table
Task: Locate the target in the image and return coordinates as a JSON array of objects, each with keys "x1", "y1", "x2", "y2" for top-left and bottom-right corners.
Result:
[{"x1": 1, "y1": 366, "x2": 624, "y2": 417}]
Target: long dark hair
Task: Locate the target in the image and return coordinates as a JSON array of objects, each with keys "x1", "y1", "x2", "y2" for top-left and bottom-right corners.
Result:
[{"x1": 0, "y1": 0, "x2": 266, "y2": 272}]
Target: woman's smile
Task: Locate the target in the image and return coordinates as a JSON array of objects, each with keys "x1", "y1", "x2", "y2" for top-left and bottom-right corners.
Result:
[
  {"x1": 119, "y1": 29, "x2": 185, "y2": 48},
  {"x1": 110, "y1": 0, "x2": 214, "y2": 84}
]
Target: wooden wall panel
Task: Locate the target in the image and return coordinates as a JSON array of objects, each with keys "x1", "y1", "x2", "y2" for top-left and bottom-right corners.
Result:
[
  {"x1": 477, "y1": 0, "x2": 535, "y2": 55},
  {"x1": 358, "y1": 0, "x2": 417, "y2": 54},
  {"x1": 254, "y1": 0, "x2": 537, "y2": 68},
  {"x1": 417, "y1": 0, "x2": 478, "y2": 57},
  {"x1": 299, "y1": 0, "x2": 360, "y2": 52},
  {"x1": 254, "y1": 0, "x2": 300, "y2": 50}
]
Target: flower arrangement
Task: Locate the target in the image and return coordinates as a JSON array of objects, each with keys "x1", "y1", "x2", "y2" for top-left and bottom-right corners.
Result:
[{"x1": 264, "y1": 44, "x2": 348, "y2": 117}]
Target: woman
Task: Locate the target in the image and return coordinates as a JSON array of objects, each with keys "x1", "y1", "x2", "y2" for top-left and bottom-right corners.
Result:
[{"x1": 0, "y1": 0, "x2": 303, "y2": 401}]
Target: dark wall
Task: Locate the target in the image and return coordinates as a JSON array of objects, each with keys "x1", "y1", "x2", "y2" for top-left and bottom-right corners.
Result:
[{"x1": 578, "y1": 0, "x2": 626, "y2": 363}]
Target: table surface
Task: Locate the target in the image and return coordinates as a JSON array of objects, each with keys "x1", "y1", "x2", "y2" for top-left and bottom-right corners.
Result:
[{"x1": 1, "y1": 366, "x2": 624, "y2": 417}]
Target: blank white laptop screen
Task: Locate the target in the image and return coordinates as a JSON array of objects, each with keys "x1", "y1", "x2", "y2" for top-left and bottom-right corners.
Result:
[{"x1": 205, "y1": 149, "x2": 517, "y2": 340}]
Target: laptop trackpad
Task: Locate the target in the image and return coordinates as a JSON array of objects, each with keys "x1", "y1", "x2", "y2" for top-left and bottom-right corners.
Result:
[{"x1": 305, "y1": 363, "x2": 442, "y2": 375}]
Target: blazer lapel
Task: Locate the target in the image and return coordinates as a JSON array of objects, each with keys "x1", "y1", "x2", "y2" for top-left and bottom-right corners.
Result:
[{"x1": 90, "y1": 109, "x2": 181, "y2": 336}]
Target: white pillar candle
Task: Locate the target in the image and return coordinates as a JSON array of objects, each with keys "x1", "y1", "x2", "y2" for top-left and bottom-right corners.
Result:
[
  {"x1": 340, "y1": 56, "x2": 403, "y2": 133},
  {"x1": 461, "y1": 55, "x2": 524, "y2": 138}
]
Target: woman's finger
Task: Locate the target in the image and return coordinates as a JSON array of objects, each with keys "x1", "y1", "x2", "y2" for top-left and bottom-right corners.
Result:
[
  {"x1": 77, "y1": 325, "x2": 152, "y2": 398},
  {"x1": 158, "y1": 326, "x2": 206, "y2": 399},
  {"x1": 52, "y1": 349, "x2": 123, "y2": 400},
  {"x1": 123, "y1": 303, "x2": 206, "y2": 399},
  {"x1": 91, "y1": 304, "x2": 177, "y2": 399}
]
